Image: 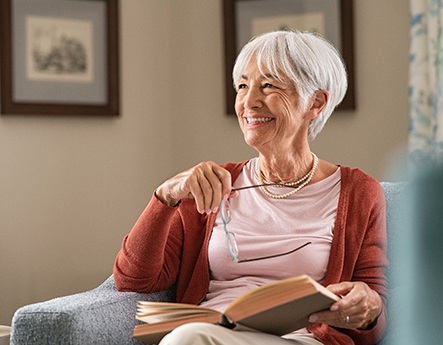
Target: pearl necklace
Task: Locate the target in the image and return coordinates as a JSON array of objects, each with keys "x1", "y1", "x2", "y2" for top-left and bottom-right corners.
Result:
[{"x1": 256, "y1": 153, "x2": 319, "y2": 199}]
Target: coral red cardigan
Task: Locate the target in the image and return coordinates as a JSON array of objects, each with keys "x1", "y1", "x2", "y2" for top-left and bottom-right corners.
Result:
[{"x1": 114, "y1": 162, "x2": 388, "y2": 345}]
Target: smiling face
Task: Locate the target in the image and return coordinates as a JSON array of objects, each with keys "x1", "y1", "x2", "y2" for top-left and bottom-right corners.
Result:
[
  {"x1": 232, "y1": 31, "x2": 347, "y2": 142},
  {"x1": 235, "y1": 59, "x2": 316, "y2": 155}
]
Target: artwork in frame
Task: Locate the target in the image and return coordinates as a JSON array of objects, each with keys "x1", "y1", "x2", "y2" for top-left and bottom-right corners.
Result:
[
  {"x1": 223, "y1": 0, "x2": 355, "y2": 115},
  {"x1": 0, "y1": 0, "x2": 119, "y2": 116}
]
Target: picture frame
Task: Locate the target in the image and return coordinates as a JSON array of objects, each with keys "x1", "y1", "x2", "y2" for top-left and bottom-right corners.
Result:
[
  {"x1": 223, "y1": 0, "x2": 355, "y2": 115},
  {"x1": 0, "y1": 0, "x2": 119, "y2": 116}
]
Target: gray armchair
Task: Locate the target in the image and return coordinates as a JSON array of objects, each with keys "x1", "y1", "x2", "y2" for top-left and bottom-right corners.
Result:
[
  {"x1": 11, "y1": 276, "x2": 176, "y2": 344},
  {"x1": 10, "y1": 182, "x2": 404, "y2": 345}
]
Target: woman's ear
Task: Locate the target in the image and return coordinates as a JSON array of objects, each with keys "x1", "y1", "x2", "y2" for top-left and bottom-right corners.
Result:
[{"x1": 306, "y1": 89, "x2": 329, "y2": 120}]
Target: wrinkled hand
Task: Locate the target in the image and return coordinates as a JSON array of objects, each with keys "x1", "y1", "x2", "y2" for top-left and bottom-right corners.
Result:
[
  {"x1": 308, "y1": 281, "x2": 382, "y2": 329},
  {"x1": 155, "y1": 161, "x2": 232, "y2": 214}
]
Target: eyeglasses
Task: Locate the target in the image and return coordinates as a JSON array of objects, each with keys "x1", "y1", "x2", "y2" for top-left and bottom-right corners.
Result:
[{"x1": 220, "y1": 183, "x2": 311, "y2": 263}]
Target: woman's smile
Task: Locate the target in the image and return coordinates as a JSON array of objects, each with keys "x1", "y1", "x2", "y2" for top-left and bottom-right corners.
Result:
[{"x1": 244, "y1": 117, "x2": 274, "y2": 125}]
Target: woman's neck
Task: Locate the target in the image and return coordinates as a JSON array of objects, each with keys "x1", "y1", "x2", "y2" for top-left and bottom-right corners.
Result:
[{"x1": 257, "y1": 150, "x2": 314, "y2": 184}]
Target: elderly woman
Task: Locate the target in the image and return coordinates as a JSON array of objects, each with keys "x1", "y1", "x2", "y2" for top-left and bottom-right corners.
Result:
[{"x1": 114, "y1": 30, "x2": 387, "y2": 345}]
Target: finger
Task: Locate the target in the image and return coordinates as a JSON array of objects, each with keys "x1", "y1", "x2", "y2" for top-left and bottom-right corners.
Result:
[
  {"x1": 190, "y1": 161, "x2": 231, "y2": 214},
  {"x1": 192, "y1": 162, "x2": 231, "y2": 213},
  {"x1": 211, "y1": 165, "x2": 232, "y2": 198},
  {"x1": 189, "y1": 173, "x2": 212, "y2": 214},
  {"x1": 328, "y1": 282, "x2": 363, "y2": 312},
  {"x1": 327, "y1": 282, "x2": 355, "y2": 296},
  {"x1": 229, "y1": 190, "x2": 240, "y2": 198},
  {"x1": 202, "y1": 170, "x2": 223, "y2": 213},
  {"x1": 206, "y1": 165, "x2": 232, "y2": 211},
  {"x1": 337, "y1": 312, "x2": 365, "y2": 329},
  {"x1": 157, "y1": 161, "x2": 231, "y2": 213},
  {"x1": 187, "y1": 163, "x2": 216, "y2": 214},
  {"x1": 309, "y1": 310, "x2": 345, "y2": 327},
  {"x1": 309, "y1": 309, "x2": 360, "y2": 329},
  {"x1": 330, "y1": 285, "x2": 365, "y2": 311}
]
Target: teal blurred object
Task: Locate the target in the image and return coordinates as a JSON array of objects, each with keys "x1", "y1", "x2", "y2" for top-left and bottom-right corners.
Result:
[{"x1": 390, "y1": 164, "x2": 443, "y2": 344}]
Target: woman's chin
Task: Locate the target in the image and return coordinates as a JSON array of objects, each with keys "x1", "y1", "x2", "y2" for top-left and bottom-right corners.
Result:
[{"x1": 243, "y1": 134, "x2": 269, "y2": 151}]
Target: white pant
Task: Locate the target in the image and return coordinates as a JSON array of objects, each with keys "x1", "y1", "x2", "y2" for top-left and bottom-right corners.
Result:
[{"x1": 159, "y1": 322, "x2": 323, "y2": 345}]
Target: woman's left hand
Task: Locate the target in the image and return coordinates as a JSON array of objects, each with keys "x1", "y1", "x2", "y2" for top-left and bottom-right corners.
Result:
[{"x1": 308, "y1": 281, "x2": 382, "y2": 329}]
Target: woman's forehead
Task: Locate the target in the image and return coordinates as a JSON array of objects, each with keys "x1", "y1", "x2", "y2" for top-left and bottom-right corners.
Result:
[{"x1": 241, "y1": 60, "x2": 290, "y2": 83}]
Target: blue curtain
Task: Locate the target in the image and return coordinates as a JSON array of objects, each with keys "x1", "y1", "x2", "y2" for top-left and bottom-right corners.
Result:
[{"x1": 409, "y1": 0, "x2": 443, "y2": 164}]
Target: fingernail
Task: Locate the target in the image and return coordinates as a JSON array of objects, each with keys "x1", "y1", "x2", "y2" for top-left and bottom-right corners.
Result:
[
  {"x1": 212, "y1": 206, "x2": 219, "y2": 213},
  {"x1": 309, "y1": 314, "x2": 318, "y2": 323},
  {"x1": 330, "y1": 304, "x2": 339, "y2": 311}
]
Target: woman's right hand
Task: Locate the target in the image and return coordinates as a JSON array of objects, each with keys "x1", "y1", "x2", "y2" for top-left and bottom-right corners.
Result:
[{"x1": 155, "y1": 161, "x2": 232, "y2": 214}]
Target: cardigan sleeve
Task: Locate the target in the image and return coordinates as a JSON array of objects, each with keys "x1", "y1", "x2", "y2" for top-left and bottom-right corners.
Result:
[
  {"x1": 310, "y1": 168, "x2": 389, "y2": 345},
  {"x1": 113, "y1": 193, "x2": 184, "y2": 293},
  {"x1": 340, "y1": 172, "x2": 389, "y2": 345},
  {"x1": 113, "y1": 161, "x2": 248, "y2": 299}
]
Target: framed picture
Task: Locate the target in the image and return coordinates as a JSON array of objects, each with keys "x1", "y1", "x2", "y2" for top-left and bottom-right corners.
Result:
[
  {"x1": 0, "y1": 0, "x2": 119, "y2": 115},
  {"x1": 223, "y1": 0, "x2": 355, "y2": 115}
]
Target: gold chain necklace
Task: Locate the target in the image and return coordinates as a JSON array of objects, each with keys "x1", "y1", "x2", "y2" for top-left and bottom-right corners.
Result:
[{"x1": 256, "y1": 153, "x2": 318, "y2": 199}]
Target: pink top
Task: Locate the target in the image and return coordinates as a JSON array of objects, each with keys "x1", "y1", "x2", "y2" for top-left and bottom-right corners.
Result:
[{"x1": 201, "y1": 158, "x2": 341, "y2": 320}]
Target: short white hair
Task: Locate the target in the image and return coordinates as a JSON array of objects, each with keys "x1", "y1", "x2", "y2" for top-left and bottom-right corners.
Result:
[{"x1": 233, "y1": 30, "x2": 348, "y2": 141}]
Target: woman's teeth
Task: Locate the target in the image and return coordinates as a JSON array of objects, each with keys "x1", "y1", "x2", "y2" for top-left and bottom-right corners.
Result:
[{"x1": 246, "y1": 117, "x2": 272, "y2": 124}]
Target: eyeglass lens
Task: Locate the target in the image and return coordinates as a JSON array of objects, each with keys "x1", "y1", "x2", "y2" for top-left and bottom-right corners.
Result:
[
  {"x1": 220, "y1": 199, "x2": 239, "y2": 261},
  {"x1": 220, "y1": 199, "x2": 231, "y2": 224}
]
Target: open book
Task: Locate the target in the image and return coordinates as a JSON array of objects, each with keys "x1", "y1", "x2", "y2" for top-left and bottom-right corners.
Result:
[{"x1": 133, "y1": 275, "x2": 339, "y2": 343}]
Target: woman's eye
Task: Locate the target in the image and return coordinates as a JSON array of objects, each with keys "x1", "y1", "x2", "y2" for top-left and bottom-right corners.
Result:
[
  {"x1": 263, "y1": 83, "x2": 275, "y2": 88},
  {"x1": 237, "y1": 84, "x2": 248, "y2": 90}
]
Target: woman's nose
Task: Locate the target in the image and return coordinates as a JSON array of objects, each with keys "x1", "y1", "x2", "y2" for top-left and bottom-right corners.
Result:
[{"x1": 244, "y1": 88, "x2": 263, "y2": 109}]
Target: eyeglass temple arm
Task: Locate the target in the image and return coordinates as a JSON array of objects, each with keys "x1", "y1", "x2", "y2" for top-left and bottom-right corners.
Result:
[
  {"x1": 232, "y1": 183, "x2": 300, "y2": 192},
  {"x1": 236, "y1": 241, "x2": 312, "y2": 263}
]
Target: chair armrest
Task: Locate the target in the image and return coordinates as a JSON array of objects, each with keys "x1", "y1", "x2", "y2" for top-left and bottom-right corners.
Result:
[{"x1": 11, "y1": 275, "x2": 176, "y2": 345}]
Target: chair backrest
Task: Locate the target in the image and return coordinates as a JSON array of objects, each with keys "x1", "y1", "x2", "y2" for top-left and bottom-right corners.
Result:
[{"x1": 380, "y1": 181, "x2": 406, "y2": 286}]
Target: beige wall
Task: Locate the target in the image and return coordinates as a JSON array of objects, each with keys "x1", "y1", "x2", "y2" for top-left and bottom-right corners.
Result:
[{"x1": 0, "y1": 1, "x2": 409, "y2": 325}]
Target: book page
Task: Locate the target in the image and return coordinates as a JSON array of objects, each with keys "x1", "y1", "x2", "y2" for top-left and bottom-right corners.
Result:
[{"x1": 136, "y1": 302, "x2": 219, "y2": 324}]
